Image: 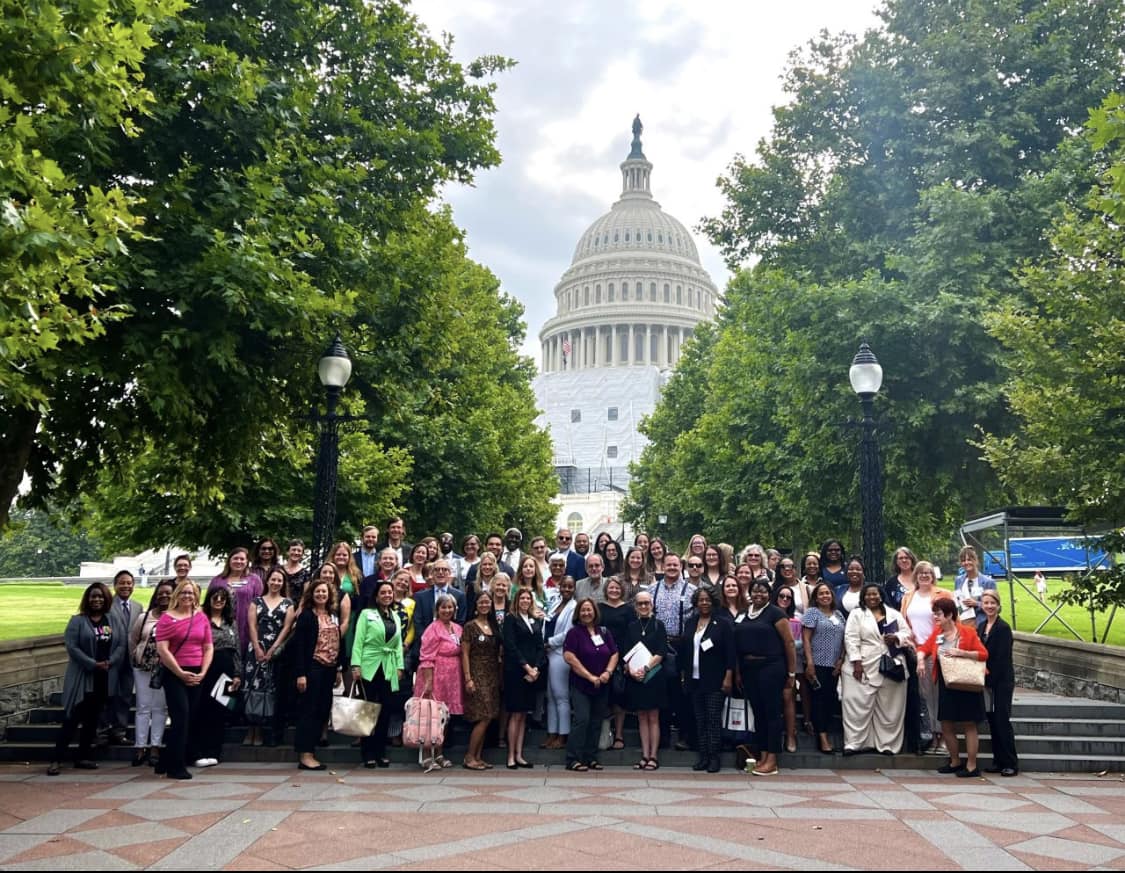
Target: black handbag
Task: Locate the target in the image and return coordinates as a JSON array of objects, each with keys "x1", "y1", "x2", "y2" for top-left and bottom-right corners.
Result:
[{"x1": 879, "y1": 652, "x2": 906, "y2": 682}]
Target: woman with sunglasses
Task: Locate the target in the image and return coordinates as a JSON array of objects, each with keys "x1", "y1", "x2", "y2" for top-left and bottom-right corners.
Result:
[
  {"x1": 771, "y1": 585, "x2": 805, "y2": 753},
  {"x1": 190, "y1": 586, "x2": 242, "y2": 768},
  {"x1": 250, "y1": 539, "x2": 282, "y2": 589},
  {"x1": 741, "y1": 544, "x2": 772, "y2": 585}
]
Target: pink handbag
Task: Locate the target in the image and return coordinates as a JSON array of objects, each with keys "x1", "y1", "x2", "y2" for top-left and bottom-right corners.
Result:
[{"x1": 403, "y1": 694, "x2": 449, "y2": 750}]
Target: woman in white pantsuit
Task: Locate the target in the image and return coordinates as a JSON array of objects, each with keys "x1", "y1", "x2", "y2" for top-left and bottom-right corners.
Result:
[
  {"x1": 842, "y1": 579, "x2": 913, "y2": 755},
  {"x1": 543, "y1": 577, "x2": 577, "y2": 750}
]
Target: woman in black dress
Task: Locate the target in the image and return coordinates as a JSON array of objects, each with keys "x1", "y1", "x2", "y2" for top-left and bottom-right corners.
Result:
[
  {"x1": 190, "y1": 587, "x2": 241, "y2": 768},
  {"x1": 599, "y1": 577, "x2": 633, "y2": 751},
  {"x1": 980, "y1": 590, "x2": 1019, "y2": 776},
  {"x1": 501, "y1": 589, "x2": 545, "y2": 769},
  {"x1": 621, "y1": 589, "x2": 667, "y2": 769}
]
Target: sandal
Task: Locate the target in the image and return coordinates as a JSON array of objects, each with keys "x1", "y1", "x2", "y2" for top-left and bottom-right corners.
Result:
[
  {"x1": 565, "y1": 761, "x2": 589, "y2": 772},
  {"x1": 588, "y1": 761, "x2": 604, "y2": 771},
  {"x1": 611, "y1": 736, "x2": 625, "y2": 751},
  {"x1": 644, "y1": 758, "x2": 660, "y2": 770},
  {"x1": 46, "y1": 762, "x2": 61, "y2": 776},
  {"x1": 462, "y1": 761, "x2": 488, "y2": 770},
  {"x1": 633, "y1": 759, "x2": 647, "y2": 770}
]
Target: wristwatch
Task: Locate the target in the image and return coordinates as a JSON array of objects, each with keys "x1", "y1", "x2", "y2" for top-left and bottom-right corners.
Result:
[{"x1": 787, "y1": 672, "x2": 796, "y2": 678}]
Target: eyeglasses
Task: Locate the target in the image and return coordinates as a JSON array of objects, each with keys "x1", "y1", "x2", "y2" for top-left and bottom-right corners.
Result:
[
  {"x1": 780, "y1": 565, "x2": 795, "y2": 571},
  {"x1": 777, "y1": 594, "x2": 793, "y2": 601},
  {"x1": 687, "y1": 562, "x2": 703, "y2": 569},
  {"x1": 432, "y1": 568, "x2": 451, "y2": 575}
]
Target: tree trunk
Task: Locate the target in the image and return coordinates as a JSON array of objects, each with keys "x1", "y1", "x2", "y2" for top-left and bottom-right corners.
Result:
[{"x1": 0, "y1": 406, "x2": 40, "y2": 528}]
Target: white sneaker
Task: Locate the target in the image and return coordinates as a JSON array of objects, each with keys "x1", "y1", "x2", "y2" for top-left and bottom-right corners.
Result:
[{"x1": 193, "y1": 758, "x2": 218, "y2": 768}]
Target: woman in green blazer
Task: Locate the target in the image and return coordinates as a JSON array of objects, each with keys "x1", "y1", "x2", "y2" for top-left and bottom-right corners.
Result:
[{"x1": 351, "y1": 580, "x2": 404, "y2": 768}]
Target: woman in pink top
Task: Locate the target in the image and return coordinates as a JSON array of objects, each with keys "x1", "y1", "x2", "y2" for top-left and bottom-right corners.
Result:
[
  {"x1": 155, "y1": 580, "x2": 213, "y2": 780},
  {"x1": 414, "y1": 593, "x2": 463, "y2": 769}
]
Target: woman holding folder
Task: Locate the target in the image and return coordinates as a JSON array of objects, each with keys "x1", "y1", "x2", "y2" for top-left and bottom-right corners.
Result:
[{"x1": 621, "y1": 590, "x2": 667, "y2": 770}]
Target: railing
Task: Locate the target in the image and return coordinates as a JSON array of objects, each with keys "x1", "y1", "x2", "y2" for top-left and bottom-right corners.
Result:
[{"x1": 554, "y1": 466, "x2": 632, "y2": 494}]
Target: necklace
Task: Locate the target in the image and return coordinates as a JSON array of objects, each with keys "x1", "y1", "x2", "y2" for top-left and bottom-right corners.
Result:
[
  {"x1": 638, "y1": 617, "x2": 653, "y2": 637},
  {"x1": 748, "y1": 604, "x2": 766, "y2": 619}
]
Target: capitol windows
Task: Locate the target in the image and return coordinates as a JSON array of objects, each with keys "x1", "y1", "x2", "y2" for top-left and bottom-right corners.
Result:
[
  {"x1": 584, "y1": 286, "x2": 590, "y2": 305},
  {"x1": 606, "y1": 445, "x2": 618, "y2": 459},
  {"x1": 620, "y1": 282, "x2": 627, "y2": 301},
  {"x1": 624, "y1": 230, "x2": 630, "y2": 242},
  {"x1": 676, "y1": 285, "x2": 682, "y2": 304},
  {"x1": 567, "y1": 512, "x2": 584, "y2": 533},
  {"x1": 607, "y1": 407, "x2": 618, "y2": 421},
  {"x1": 657, "y1": 232, "x2": 663, "y2": 243},
  {"x1": 613, "y1": 231, "x2": 619, "y2": 242},
  {"x1": 609, "y1": 282, "x2": 616, "y2": 301},
  {"x1": 663, "y1": 283, "x2": 670, "y2": 303},
  {"x1": 595, "y1": 284, "x2": 601, "y2": 303},
  {"x1": 571, "y1": 409, "x2": 581, "y2": 423},
  {"x1": 649, "y1": 282, "x2": 656, "y2": 301},
  {"x1": 647, "y1": 230, "x2": 653, "y2": 242}
]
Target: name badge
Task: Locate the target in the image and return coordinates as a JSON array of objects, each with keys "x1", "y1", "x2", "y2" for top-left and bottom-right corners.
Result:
[
  {"x1": 591, "y1": 634, "x2": 604, "y2": 647},
  {"x1": 829, "y1": 615, "x2": 841, "y2": 626},
  {"x1": 478, "y1": 634, "x2": 486, "y2": 643},
  {"x1": 700, "y1": 638, "x2": 714, "y2": 652},
  {"x1": 735, "y1": 614, "x2": 745, "y2": 623}
]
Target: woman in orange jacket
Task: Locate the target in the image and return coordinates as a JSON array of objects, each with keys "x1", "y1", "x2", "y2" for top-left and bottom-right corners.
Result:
[{"x1": 916, "y1": 597, "x2": 988, "y2": 777}]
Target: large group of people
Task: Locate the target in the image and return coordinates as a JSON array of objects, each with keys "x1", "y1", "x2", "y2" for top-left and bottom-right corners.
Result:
[{"x1": 49, "y1": 525, "x2": 1018, "y2": 778}]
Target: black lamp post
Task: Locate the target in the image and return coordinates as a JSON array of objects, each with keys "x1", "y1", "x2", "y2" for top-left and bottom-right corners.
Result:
[
  {"x1": 310, "y1": 333, "x2": 352, "y2": 569},
  {"x1": 849, "y1": 341, "x2": 884, "y2": 581}
]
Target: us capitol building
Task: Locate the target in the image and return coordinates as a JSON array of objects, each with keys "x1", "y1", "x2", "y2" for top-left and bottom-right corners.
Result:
[{"x1": 532, "y1": 116, "x2": 720, "y2": 537}]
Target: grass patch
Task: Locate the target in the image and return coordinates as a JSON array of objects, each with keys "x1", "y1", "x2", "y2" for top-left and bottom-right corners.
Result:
[{"x1": 0, "y1": 583, "x2": 87, "y2": 641}]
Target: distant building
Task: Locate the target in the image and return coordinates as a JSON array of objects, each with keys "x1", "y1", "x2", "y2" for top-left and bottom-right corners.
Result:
[{"x1": 533, "y1": 116, "x2": 719, "y2": 538}]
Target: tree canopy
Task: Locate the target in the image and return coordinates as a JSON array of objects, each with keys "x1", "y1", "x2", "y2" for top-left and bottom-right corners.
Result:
[
  {"x1": 626, "y1": 0, "x2": 1125, "y2": 562},
  {"x1": 3, "y1": 0, "x2": 557, "y2": 552}
]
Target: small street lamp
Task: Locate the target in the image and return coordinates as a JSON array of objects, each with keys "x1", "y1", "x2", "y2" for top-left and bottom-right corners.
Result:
[
  {"x1": 310, "y1": 334, "x2": 352, "y2": 569},
  {"x1": 849, "y1": 341, "x2": 885, "y2": 581}
]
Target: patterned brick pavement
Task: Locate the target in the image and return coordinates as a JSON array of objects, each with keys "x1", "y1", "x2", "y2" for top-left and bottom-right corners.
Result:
[{"x1": 1, "y1": 762, "x2": 1124, "y2": 870}]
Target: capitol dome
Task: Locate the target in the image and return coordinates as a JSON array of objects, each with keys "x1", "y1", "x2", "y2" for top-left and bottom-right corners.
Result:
[{"x1": 539, "y1": 116, "x2": 718, "y2": 372}]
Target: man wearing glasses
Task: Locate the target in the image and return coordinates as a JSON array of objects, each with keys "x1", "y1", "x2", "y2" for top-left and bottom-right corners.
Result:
[
  {"x1": 411, "y1": 560, "x2": 468, "y2": 657},
  {"x1": 551, "y1": 528, "x2": 586, "y2": 580},
  {"x1": 684, "y1": 556, "x2": 710, "y2": 598}
]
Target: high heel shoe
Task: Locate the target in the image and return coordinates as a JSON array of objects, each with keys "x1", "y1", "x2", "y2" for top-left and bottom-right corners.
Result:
[{"x1": 132, "y1": 748, "x2": 150, "y2": 767}]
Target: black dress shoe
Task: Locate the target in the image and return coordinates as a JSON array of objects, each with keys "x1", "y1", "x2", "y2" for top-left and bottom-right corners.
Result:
[
  {"x1": 298, "y1": 762, "x2": 326, "y2": 771},
  {"x1": 168, "y1": 770, "x2": 193, "y2": 780},
  {"x1": 984, "y1": 765, "x2": 1003, "y2": 774},
  {"x1": 956, "y1": 767, "x2": 981, "y2": 778},
  {"x1": 841, "y1": 748, "x2": 857, "y2": 757},
  {"x1": 692, "y1": 757, "x2": 707, "y2": 771},
  {"x1": 706, "y1": 757, "x2": 721, "y2": 773},
  {"x1": 74, "y1": 760, "x2": 99, "y2": 770},
  {"x1": 1001, "y1": 768, "x2": 1018, "y2": 777},
  {"x1": 937, "y1": 762, "x2": 965, "y2": 774}
]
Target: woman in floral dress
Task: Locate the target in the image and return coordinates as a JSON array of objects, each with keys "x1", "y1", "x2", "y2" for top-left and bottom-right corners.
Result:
[{"x1": 243, "y1": 568, "x2": 296, "y2": 746}]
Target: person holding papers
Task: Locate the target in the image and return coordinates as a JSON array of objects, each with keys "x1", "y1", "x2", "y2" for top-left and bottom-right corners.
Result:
[
  {"x1": 621, "y1": 590, "x2": 667, "y2": 770},
  {"x1": 680, "y1": 587, "x2": 735, "y2": 773}
]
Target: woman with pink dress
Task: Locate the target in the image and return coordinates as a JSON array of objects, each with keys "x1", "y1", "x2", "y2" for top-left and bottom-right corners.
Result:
[{"x1": 414, "y1": 593, "x2": 463, "y2": 768}]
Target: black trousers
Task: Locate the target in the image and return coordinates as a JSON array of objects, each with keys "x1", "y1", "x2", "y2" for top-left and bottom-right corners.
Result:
[
  {"x1": 192, "y1": 650, "x2": 238, "y2": 761},
  {"x1": 359, "y1": 671, "x2": 394, "y2": 762},
  {"x1": 163, "y1": 666, "x2": 203, "y2": 775},
  {"x1": 54, "y1": 673, "x2": 108, "y2": 761},
  {"x1": 687, "y1": 682, "x2": 723, "y2": 760},
  {"x1": 743, "y1": 658, "x2": 785, "y2": 755},
  {"x1": 567, "y1": 686, "x2": 609, "y2": 765},
  {"x1": 987, "y1": 681, "x2": 1019, "y2": 770},
  {"x1": 808, "y1": 664, "x2": 839, "y2": 735},
  {"x1": 295, "y1": 663, "x2": 336, "y2": 755}
]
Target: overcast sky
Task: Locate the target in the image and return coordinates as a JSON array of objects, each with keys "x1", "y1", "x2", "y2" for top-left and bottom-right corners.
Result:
[{"x1": 409, "y1": 0, "x2": 883, "y2": 364}]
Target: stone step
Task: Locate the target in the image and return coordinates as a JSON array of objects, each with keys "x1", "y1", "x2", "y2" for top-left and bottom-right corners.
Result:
[{"x1": 1008, "y1": 717, "x2": 1125, "y2": 737}]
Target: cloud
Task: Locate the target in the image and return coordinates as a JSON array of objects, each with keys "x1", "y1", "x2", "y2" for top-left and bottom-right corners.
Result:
[{"x1": 412, "y1": 0, "x2": 882, "y2": 361}]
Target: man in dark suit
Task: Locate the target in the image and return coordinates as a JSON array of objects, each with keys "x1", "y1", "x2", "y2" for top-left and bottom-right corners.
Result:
[
  {"x1": 380, "y1": 516, "x2": 412, "y2": 568},
  {"x1": 353, "y1": 525, "x2": 380, "y2": 580},
  {"x1": 464, "y1": 532, "x2": 514, "y2": 585},
  {"x1": 552, "y1": 528, "x2": 586, "y2": 581},
  {"x1": 411, "y1": 559, "x2": 467, "y2": 659}
]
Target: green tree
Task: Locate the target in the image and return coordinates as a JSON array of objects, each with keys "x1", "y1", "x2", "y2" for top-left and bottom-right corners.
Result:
[
  {"x1": 981, "y1": 93, "x2": 1125, "y2": 610},
  {"x1": 627, "y1": 0, "x2": 1125, "y2": 559},
  {"x1": 0, "y1": 0, "x2": 186, "y2": 526},
  {"x1": 5, "y1": 0, "x2": 555, "y2": 550},
  {"x1": 0, "y1": 508, "x2": 105, "y2": 578}
]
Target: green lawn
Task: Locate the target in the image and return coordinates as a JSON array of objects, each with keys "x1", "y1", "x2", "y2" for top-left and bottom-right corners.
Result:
[
  {"x1": 0, "y1": 583, "x2": 89, "y2": 641},
  {"x1": 1, "y1": 580, "x2": 1122, "y2": 647}
]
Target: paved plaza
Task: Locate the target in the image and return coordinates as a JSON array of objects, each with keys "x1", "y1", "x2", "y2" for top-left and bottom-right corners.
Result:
[{"x1": 0, "y1": 762, "x2": 1123, "y2": 870}]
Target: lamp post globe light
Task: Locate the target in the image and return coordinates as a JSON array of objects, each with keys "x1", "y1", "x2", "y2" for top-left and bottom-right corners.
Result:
[
  {"x1": 310, "y1": 334, "x2": 352, "y2": 569},
  {"x1": 849, "y1": 341, "x2": 884, "y2": 583}
]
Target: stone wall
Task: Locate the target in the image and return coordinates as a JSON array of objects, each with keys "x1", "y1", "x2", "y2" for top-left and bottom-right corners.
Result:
[
  {"x1": 0, "y1": 636, "x2": 67, "y2": 736},
  {"x1": 1013, "y1": 631, "x2": 1125, "y2": 703}
]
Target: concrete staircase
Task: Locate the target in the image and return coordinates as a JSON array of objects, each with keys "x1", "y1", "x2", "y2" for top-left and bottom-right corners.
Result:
[{"x1": 3, "y1": 688, "x2": 1123, "y2": 773}]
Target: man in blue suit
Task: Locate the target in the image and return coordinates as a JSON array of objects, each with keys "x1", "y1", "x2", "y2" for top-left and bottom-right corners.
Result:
[
  {"x1": 552, "y1": 528, "x2": 586, "y2": 581},
  {"x1": 411, "y1": 559, "x2": 467, "y2": 660}
]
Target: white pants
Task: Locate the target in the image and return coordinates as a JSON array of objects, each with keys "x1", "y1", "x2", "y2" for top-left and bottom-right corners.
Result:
[
  {"x1": 546, "y1": 649, "x2": 571, "y2": 735},
  {"x1": 841, "y1": 671, "x2": 907, "y2": 753},
  {"x1": 132, "y1": 667, "x2": 167, "y2": 747}
]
